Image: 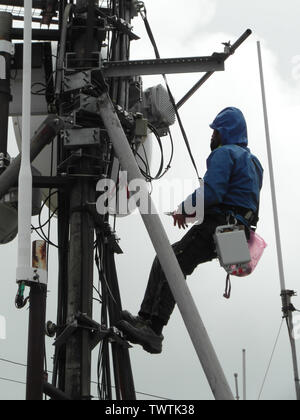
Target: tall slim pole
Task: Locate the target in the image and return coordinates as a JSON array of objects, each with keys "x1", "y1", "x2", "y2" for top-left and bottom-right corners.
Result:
[
  {"x1": 0, "y1": 11, "x2": 13, "y2": 169},
  {"x1": 99, "y1": 91, "x2": 234, "y2": 401},
  {"x1": 65, "y1": 177, "x2": 95, "y2": 399},
  {"x1": 64, "y1": 15, "x2": 96, "y2": 400},
  {"x1": 257, "y1": 41, "x2": 300, "y2": 400},
  {"x1": 242, "y1": 349, "x2": 246, "y2": 401},
  {"x1": 17, "y1": 0, "x2": 32, "y2": 283},
  {"x1": 26, "y1": 282, "x2": 47, "y2": 400},
  {"x1": 56, "y1": 0, "x2": 136, "y2": 400},
  {"x1": 234, "y1": 373, "x2": 240, "y2": 400},
  {"x1": 63, "y1": 0, "x2": 99, "y2": 400},
  {"x1": 18, "y1": 1, "x2": 49, "y2": 401}
]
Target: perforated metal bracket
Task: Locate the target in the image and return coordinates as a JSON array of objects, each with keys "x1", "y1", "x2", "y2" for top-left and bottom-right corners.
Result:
[
  {"x1": 102, "y1": 54, "x2": 226, "y2": 78},
  {"x1": 62, "y1": 127, "x2": 104, "y2": 148}
]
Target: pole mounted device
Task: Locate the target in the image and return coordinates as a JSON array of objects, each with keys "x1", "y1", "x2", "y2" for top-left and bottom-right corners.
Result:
[
  {"x1": 15, "y1": 0, "x2": 48, "y2": 401},
  {"x1": 17, "y1": 0, "x2": 34, "y2": 284}
]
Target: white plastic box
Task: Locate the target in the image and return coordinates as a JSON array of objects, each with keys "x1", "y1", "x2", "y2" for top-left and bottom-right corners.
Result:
[{"x1": 214, "y1": 225, "x2": 251, "y2": 267}]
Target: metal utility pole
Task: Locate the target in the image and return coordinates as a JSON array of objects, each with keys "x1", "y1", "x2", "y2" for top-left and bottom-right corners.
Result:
[
  {"x1": 53, "y1": 0, "x2": 138, "y2": 400},
  {"x1": 63, "y1": 3, "x2": 97, "y2": 399},
  {"x1": 0, "y1": 0, "x2": 253, "y2": 401},
  {"x1": 26, "y1": 279, "x2": 48, "y2": 400}
]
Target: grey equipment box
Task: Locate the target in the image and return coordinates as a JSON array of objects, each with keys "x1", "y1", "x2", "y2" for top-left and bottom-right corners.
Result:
[{"x1": 214, "y1": 225, "x2": 251, "y2": 272}]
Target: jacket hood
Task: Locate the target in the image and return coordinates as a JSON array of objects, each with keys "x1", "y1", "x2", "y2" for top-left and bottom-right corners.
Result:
[{"x1": 210, "y1": 107, "x2": 248, "y2": 146}]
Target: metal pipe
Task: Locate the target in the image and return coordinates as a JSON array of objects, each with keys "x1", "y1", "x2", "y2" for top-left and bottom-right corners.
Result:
[
  {"x1": 55, "y1": 4, "x2": 73, "y2": 96},
  {"x1": 65, "y1": 174, "x2": 95, "y2": 400},
  {"x1": 242, "y1": 349, "x2": 246, "y2": 400},
  {"x1": 0, "y1": 115, "x2": 64, "y2": 201},
  {"x1": 26, "y1": 283, "x2": 47, "y2": 400},
  {"x1": 63, "y1": 4, "x2": 97, "y2": 399},
  {"x1": 43, "y1": 382, "x2": 72, "y2": 401},
  {"x1": 17, "y1": 0, "x2": 33, "y2": 283},
  {"x1": 257, "y1": 41, "x2": 286, "y2": 292},
  {"x1": 257, "y1": 41, "x2": 300, "y2": 401},
  {"x1": 0, "y1": 12, "x2": 13, "y2": 163},
  {"x1": 106, "y1": 250, "x2": 136, "y2": 400},
  {"x1": 11, "y1": 28, "x2": 60, "y2": 41},
  {"x1": 176, "y1": 29, "x2": 252, "y2": 110},
  {"x1": 234, "y1": 373, "x2": 240, "y2": 400},
  {"x1": 98, "y1": 91, "x2": 234, "y2": 401}
]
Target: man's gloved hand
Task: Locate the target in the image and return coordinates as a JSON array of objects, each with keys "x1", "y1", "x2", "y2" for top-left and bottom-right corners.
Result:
[{"x1": 172, "y1": 213, "x2": 188, "y2": 230}]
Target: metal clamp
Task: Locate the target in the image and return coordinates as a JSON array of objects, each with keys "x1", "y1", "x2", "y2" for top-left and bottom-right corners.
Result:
[{"x1": 16, "y1": 267, "x2": 48, "y2": 286}]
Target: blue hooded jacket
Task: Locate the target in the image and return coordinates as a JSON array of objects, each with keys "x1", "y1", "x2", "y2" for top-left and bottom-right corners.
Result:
[{"x1": 183, "y1": 107, "x2": 264, "y2": 224}]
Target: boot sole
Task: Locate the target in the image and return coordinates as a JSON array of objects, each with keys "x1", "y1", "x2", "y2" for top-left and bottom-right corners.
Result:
[{"x1": 117, "y1": 320, "x2": 162, "y2": 354}]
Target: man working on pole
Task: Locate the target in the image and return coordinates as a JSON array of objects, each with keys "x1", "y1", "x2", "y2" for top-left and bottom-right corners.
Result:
[{"x1": 117, "y1": 107, "x2": 264, "y2": 354}]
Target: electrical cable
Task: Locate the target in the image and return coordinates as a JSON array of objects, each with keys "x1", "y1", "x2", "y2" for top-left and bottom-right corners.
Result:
[
  {"x1": 133, "y1": 125, "x2": 163, "y2": 181},
  {"x1": 31, "y1": 189, "x2": 59, "y2": 248},
  {"x1": 257, "y1": 318, "x2": 284, "y2": 400},
  {"x1": 95, "y1": 235, "x2": 118, "y2": 306},
  {"x1": 155, "y1": 127, "x2": 174, "y2": 180},
  {"x1": 138, "y1": 4, "x2": 202, "y2": 183},
  {"x1": 96, "y1": 231, "x2": 111, "y2": 400},
  {"x1": 0, "y1": 377, "x2": 26, "y2": 386},
  {"x1": 0, "y1": 358, "x2": 172, "y2": 400},
  {"x1": 43, "y1": 139, "x2": 55, "y2": 390}
]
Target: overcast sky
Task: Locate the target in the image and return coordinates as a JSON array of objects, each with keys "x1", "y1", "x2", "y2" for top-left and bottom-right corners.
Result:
[{"x1": 0, "y1": 0, "x2": 300, "y2": 400}]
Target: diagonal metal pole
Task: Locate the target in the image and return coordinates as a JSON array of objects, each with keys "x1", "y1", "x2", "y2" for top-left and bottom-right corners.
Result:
[
  {"x1": 176, "y1": 29, "x2": 252, "y2": 110},
  {"x1": 99, "y1": 91, "x2": 234, "y2": 401}
]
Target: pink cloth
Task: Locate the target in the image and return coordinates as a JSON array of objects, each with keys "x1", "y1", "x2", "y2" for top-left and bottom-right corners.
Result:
[{"x1": 231, "y1": 231, "x2": 267, "y2": 277}]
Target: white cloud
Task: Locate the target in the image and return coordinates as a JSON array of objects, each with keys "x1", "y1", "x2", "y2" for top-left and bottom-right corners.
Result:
[{"x1": 193, "y1": 0, "x2": 217, "y2": 27}]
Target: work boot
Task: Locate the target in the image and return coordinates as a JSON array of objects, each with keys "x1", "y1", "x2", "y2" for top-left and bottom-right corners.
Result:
[
  {"x1": 121, "y1": 310, "x2": 151, "y2": 328},
  {"x1": 117, "y1": 319, "x2": 164, "y2": 354}
]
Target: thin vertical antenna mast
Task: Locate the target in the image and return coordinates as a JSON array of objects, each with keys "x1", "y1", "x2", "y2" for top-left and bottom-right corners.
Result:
[
  {"x1": 242, "y1": 349, "x2": 246, "y2": 400},
  {"x1": 257, "y1": 41, "x2": 300, "y2": 400},
  {"x1": 234, "y1": 373, "x2": 240, "y2": 400},
  {"x1": 16, "y1": 0, "x2": 33, "y2": 281}
]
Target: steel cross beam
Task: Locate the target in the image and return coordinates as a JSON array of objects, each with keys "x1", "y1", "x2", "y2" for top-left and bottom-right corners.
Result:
[{"x1": 102, "y1": 54, "x2": 226, "y2": 78}]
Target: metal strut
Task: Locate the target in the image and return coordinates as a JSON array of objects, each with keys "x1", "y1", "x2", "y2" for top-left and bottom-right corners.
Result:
[{"x1": 98, "y1": 90, "x2": 234, "y2": 401}]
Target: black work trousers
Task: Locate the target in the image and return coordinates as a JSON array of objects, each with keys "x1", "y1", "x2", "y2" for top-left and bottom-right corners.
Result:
[{"x1": 138, "y1": 213, "x2": 227, "y2": 326}]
